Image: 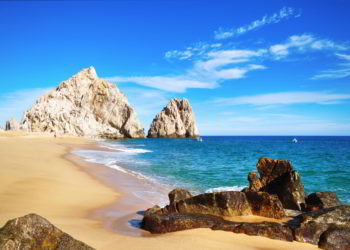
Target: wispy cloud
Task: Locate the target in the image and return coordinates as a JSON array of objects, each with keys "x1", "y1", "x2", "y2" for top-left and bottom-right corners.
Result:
[
  {"x1": 108, "y1": 48, "x2": 266, "y2": 92},
  {"x1": 214, "y1": 7, "x2": 300, "y2": 40},
  {"x1": 165, "y1": 42, "x2": 222, "y2": 61},
  {"x1": 108, "y1": 76, "x2": 216, "y2": 93},
  {"x1": 312, "y1": 53, "x2": 350, "y2": 80},
  {"x1": 269, "y1": 34, "x2": 348, "y2": 59},
  {"x1": 0, "y1": 88, "x2": 53, "y2": 126},
  {"x1": 212, "y1": 91, "x2": 350, "y2": 106}
]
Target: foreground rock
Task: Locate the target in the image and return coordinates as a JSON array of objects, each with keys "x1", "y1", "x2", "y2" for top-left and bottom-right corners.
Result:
[
  {"x1": 290, "y1": 205, "x2": 350, "y2": 245},
  {"x1": 148, "y1": 98, "x2": 199, "y2": 138},
  {"x1": 18, "y1": 67, "x2": 144, "y2": 138},
  {"x1": 0, "y1": 213, "x2": 94, "y2": 250},
  {"x1": 248, "y1": 157, "x2": 306, "y2": 210},
  {"x1": 318, "y1": 225, "x2": 350, "y2": 250}
]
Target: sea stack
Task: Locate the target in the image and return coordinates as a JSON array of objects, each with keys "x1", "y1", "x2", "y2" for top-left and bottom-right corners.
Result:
[
  {"x1": 148, "y1": 98, "x2": 199, "y2": 138},
  {"x1": 20, "y1": 67, "x2": 144, "y2": 138}
]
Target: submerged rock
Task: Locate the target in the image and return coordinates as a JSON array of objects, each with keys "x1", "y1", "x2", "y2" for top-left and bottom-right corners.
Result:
[
  {"x1": 147, "y1": 98, "x2": 199, "y2": 138},
  {"x1": 0, "y1": 213, "x2": 94, "y2": 250},
  {"x1": 248, "y1": 157, "x2": 306, "y2": 210},
  {"x1": 306, "y1": 192, "x2": 342, "y2": 211},
  {"x1": 20, "y1": 67, "x2": 144, "y2": 138}
]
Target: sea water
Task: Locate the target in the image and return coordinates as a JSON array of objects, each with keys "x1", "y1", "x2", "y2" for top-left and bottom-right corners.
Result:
[{"x1": 75, "y1": 136, "x2": 350, "y2": 205}]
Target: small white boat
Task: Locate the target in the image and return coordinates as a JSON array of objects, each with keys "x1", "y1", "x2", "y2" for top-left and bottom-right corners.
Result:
[
  {"x1": 196, "y1": 137, "x2": 203, "y2": 142},
  {"x1": 292, "y1": 138, "x2": 298, "y2": 143}
]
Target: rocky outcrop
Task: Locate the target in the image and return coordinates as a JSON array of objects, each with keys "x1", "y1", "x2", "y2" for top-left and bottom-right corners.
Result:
[
  {"x1": 19, "y1": 67, "x2": 144, "y2": 138},
  {"x1": 306, "y1": 192, "x2": 341, "y2": 211},
  {"x1": 5, "y1": 118, "x2": 21, "y2": 131},
  {"x1": 212, "y1": 222, "x2": 294, "y2": 242},
  {"x1": 147, "y1": 98, "x2": 199, "y2": 138},
  {"x1": 0, "y1": 213, "x2": 94, "y2": 250},
  {"x1": 289, "y1": 205, "x2": 350, "y2": 245},
  {"x1": 318, "y1": 225, "x2": 350, "y2": 250},
  {"x1": 248, "y1": 157, "x2": 306, "y2": 211},
  {"x1": 142, "y1": 158, "x2": 348, "y2": 249}
]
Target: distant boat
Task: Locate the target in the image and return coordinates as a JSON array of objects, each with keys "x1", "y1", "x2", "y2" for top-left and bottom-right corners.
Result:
[
  {"x1": 196, "y1": 137, "x2": 203, "y2": 142},
  {"x1": 292, "y1": 138, "x2": 298, "y2": 143}
]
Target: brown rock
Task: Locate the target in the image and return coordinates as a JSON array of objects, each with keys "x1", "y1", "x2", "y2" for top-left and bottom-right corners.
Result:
[
  {"x1": 212, "y1": 222, "x2": 294, "y2": 242},
  {"x1": 248, "y1": 157, "x2": 306, "y2": 211},
  {"x1": 244, "y1": 191, "x2": 285, "y2": 219},
  {"x1": 168, "y1": 188, "x2": 192, "y2": 205},
  {"x1": 175, "y1": 191, "x2": 252, "y2": 217},
  {"x1": 142, "y1": 213, "x2": 227, "y2": 234},
  {"x1": 306, "y1": 192, "x2": 342, "y2": 211},
  {"x1": 318, "y1": 225, "x2": 350, "y2": 250},
  {"x1": 0, "y1": 214, "x2": 94, "y2": 250}
]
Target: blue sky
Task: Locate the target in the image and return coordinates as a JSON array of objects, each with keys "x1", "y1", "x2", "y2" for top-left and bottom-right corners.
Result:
[{"x1": 1, "y1": 1, "x2": 350, "y2": 135}]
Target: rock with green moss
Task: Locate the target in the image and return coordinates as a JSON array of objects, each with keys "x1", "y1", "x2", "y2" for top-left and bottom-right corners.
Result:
[{"x1": 0, "y1": 214, "x2": 94, "y2": 250}]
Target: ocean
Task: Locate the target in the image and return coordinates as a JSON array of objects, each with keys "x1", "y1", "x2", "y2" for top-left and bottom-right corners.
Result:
[{"x1": 75, "y1": 136, "x2": 350, "y2": 205}]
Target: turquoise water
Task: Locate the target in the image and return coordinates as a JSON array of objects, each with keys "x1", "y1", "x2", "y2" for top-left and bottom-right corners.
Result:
[{"x1": 77, "y1": 136, "x2": 350, "y2": 204}]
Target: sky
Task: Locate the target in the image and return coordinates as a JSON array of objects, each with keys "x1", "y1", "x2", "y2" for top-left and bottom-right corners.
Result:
[{"x1": 0, "y1": 0, "x2": 350, "y2": 135}]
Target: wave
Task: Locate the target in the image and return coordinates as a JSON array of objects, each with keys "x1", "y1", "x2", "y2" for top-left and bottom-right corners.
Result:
[
  {"x1": 205, "y1": 185, "x2": 246, "y2": 193},
  {"x1": 99, "y1": 142, "x2": 152, "y2": 154}
]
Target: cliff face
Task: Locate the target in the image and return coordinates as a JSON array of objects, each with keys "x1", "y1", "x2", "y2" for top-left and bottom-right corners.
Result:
[
  {"x1": 20, "y1": 67, "x2": 144, "y2": 138},
  {"x1": 148, "y1": 98, "x2": 199, "y2": 138}
]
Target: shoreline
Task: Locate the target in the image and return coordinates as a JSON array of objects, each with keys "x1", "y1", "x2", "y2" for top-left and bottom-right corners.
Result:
[{"x1": 0, "y1": 131, "x2": 319, "y2": 250}]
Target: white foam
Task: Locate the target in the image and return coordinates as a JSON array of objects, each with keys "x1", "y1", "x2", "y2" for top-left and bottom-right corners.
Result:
[
  {"x1": 106, "y1": 164, "x2": 129, "y2": 174},
  {"x1": 99, "y1": 142, "x2": 152, "y2": 154},
  {"x1": 205, "y1": 185, "x2": 246, "y2": 193}
]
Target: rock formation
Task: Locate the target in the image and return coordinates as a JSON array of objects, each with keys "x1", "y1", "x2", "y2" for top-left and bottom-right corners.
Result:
[
  {"x1": 5, "y1": 118, "x2": 21, "y2": 131},
  {"x1": 0, "y1": 213, "x2": 94, "y2": 250},
  {"x1": 147, "y1": 98, "x2": 199, "y2": 138},
  {"x1": 248, "y1": 157, "x2": 306, "y2": 211},
  {"x1": 142, "y1": 157, "x2": 348, "y2": 249},
  {"x1": 17, "y1": 67, "x2": 144, "y2": 138}
]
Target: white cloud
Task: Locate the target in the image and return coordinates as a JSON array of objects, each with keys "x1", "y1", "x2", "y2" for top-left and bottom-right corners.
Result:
[
  {"x1": 107, "y1": 76, "x2": 216, "y2": 93},
  {"x1": 108, "y1": 48, "x2": 267, "y2": 92},
  {"x1": 212, "y1": 91, "x2": 350, "y2": 106},
  {"x1": 214, "y1": 6, "x2": 300, "y2": 40},
  {"x1": 335, "y1": 53, "x2": 350, "y2": 61},
  {"x1": 165, "y1": 42, "x2": 223, "y2": 60},
  {"x1": 0, "y1": 88, "x2": 53, "y2": 126},
  {"x1": 312, "y1": 53, "x2": 350, "y2": 80},
  {"x1": 269, "y1": 34, "x2": 348, "y2": 59}
]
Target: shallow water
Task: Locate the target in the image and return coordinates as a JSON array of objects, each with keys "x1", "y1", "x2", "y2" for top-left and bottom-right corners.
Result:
[{"x1": 76, "y1": 136, "x2": 350, "y2": 205}]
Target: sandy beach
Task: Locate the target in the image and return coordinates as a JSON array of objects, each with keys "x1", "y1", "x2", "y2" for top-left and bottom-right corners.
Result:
[{"x1": 0, "y1": 131, "x2": 319, "y2": 250}]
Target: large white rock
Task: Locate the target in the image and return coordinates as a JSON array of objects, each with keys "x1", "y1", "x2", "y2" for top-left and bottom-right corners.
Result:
[
  {"x1": 148, "y1": 98, "x2": 199, "y2": 138},
  {"x1": 5, "y1": 118, "x2": 21, "y2": 131},
  {"x1": 21, "y1": 67, "x2": 144, "y2": 138}
]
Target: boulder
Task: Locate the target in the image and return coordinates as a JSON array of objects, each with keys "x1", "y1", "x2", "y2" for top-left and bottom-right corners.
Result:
[
  {"x1": 306, "y1": 192, "x2": 341, "y2": 211},
  {"x1": 168, "y1": 188, "x2": 192, "y2": 205},
  {"x1": 248, "y1": 157, "x2": 306, "y2": 211},
  {"x1": 142, "y1": 212, "x2": 227, "y2": 234},
  {"x1": 20, "y1": 67, "x2": 144, "y2": 138},
  {"x1": 291, "y1": 205, "x2": 350, "y2": 245},
  {"x1": 244, "y1": 191, "x2": 285, "y2": 219},
  {"x1": 0, "y1": 213, "x2": 94, "y2": 250},
  {"x1": 175, "y1": 191, "x2": 252, "y2": 217},
  {"x1": 5, "y1": 119, "x2": 21, "y2": 131},
  {"x1": 147, "y1": 98, "x2": 199, "y2": 138},
  {"x1": 318, "y1": 225, "x2": 350, "y2": 250},
  {"x1": 212, "y1": 222, "x2": 294, "y2": 242}
]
